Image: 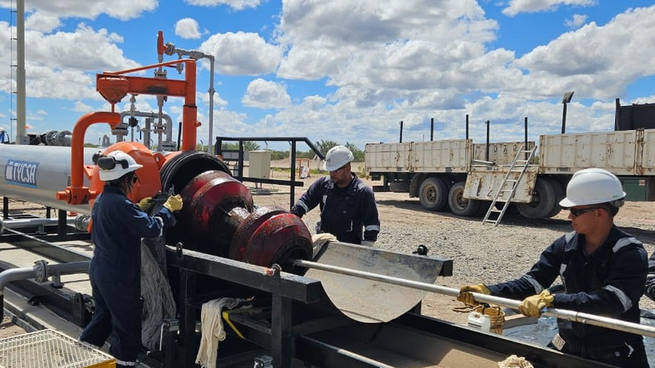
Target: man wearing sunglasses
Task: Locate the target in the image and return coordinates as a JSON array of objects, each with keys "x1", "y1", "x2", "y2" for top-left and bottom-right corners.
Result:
[
  {"x1": 80, "y1": 150, "x2": 182, "y2": 368},
  {"x1": 458, "y1": 168, "x2": 649, "y2": 368},
  {"x1": 290, "y1": 145, "x2": 380, "y2": 246}
]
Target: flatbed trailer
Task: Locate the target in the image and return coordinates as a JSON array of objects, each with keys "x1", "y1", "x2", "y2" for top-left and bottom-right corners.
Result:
[{"x1": 365, "y1": 128, "x2": 655, "y2": 220}]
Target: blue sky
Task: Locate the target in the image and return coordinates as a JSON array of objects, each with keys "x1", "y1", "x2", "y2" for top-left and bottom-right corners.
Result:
[{"x1": 1, "y1": 0, "x2": 655, "y2": 151}]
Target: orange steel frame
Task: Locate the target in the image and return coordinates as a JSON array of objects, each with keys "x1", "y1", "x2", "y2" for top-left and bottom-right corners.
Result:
[{"x1": 57, "y1": 58, "x2": 199, "y2": 205}]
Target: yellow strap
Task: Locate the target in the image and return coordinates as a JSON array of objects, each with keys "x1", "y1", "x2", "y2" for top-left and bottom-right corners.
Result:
[{"x1": 221, "y1": 307, "x2": 267, "y2": 339}]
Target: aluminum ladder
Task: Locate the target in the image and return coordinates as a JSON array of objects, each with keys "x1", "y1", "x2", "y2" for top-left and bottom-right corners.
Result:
[{"x1": 482, "y1": 146, "x2": 537, "y2": 226}]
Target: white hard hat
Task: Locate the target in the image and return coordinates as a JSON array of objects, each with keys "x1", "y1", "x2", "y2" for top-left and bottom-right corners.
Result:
[
  {"x1": 97, "y1": 151, "x2": 143, "y2": 182},
  {"x1": 559, "y1": 168, "x2": 626, "y2": 207},
  {"x1": 323, "y1": 146, "x2": 354, "y2": 171}
]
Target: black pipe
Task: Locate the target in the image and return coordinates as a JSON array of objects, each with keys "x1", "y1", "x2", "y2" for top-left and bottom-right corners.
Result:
[
  {"x1": 177, "y1": 122, "x2": 182, "y2": 151},
  {"x1": 465, "y1": 115, "x2": 469, "y2": 140},
  {"x1": 485, "y1": 120, "x2": 490, "y2": 161},
  {"x1": 561, "y1": 103, "x2": 568, "y2": 134},
  {"x1": 57, "y1": 209, "x2": 66, "y2": 236},
  {"x1": 430, "y1": 118, "x2": 434, "y2": 141},
  {"x1": 524, "y1": 117, "x2": 529, "y2": 160},
  {"x1": 290, "y1": 141, "x2": 297, "y2": 210},
  {"x1": 236, "y1": 141, "x2": 244, "y2": 180},
  {"x1": 399, "y1": 121, "x2": 403, "y2": 143}
]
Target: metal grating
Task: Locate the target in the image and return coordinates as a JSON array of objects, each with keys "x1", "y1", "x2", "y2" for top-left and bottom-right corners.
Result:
[{"x1": 0, "y1": 329, "x2": 115, "y2": 368}]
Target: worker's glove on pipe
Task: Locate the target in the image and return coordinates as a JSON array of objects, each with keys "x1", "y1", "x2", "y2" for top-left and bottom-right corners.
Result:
[
  {"x1": 457, "y1": 284, "x2": 490, "y2": 306},
  {"x1": 137, "y1": 196, "x2": 154, "y2": 212},
  {"x1": 311, "y1": 233, "x2": 337, "y2": 258},
  {"x1": 164, "y1": 194, "x2": 184, "y2": 212},
  {"x1": 518, "y1": 290, "x2": 554, "y2": 317},
  {"x1": 312, "y1": 233, "x2": 336, "y2": 248}
]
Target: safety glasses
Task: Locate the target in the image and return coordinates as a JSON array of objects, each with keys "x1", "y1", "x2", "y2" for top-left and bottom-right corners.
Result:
[{"x1": 569, "y1": 206, "x2": 602, "y2": 217}]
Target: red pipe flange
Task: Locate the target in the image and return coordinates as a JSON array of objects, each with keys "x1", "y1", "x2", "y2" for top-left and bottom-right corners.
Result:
[
  {"x1": 178, "y1": 170, "x2": 254, "y2": 256},
  {"x1": 230, "y1": 208, "x2": 312, "y2": 274}
]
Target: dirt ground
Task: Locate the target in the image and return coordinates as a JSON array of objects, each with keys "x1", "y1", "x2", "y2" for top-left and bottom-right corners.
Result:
[
  {"x1": 257, "y1": 160, "x2": 655, "y2": 326},
  {"x1": 0, "y1": 316, "x2": 28, "y2": 339}
]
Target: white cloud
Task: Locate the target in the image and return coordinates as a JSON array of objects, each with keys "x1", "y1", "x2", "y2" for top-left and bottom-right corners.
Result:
[
  {"x1": 199, "y1": 90, "x2": 228, "y2": 107},
  {"x1": 199, "y1": 32, "x2": 282, "y2": 75},
  {"x1": 175, "y1": 18, "x2": 201, "y2": 39},
  {"x1": 26, "y1": 23, "x2": 137, "y2": 71},
  {"x1": 11, "y1": 0, "x2": 158, "y2": 21},
  {"x1": 502, "y1": 0, "x2": 597, "y2": 17},
  {"x1": 25, "y1": 11, "x2": 61, "y2": 33},
  {"x1": 73, "y1": 101, "x2": 94, "y2": 112},
  {"x1": 0, "y1": 22, "x2": 140, "y2": 100},
  {"x1": 242, "y1": 78, "x2": 291, "y2": 108},
  {"x1": 184, "y1": 0, "x2": 263, "y2": 11},
  {"x1": 516, "y1": 6, "x2": 655, "y2": 99},
  {"x1": 564, "y1": 14, "x2": 588, "y2": 28}
]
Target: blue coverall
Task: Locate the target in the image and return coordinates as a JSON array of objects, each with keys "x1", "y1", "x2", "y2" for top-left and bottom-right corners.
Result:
[
  {"x1": 290, "y1": 173, "x2": 380, "y2": 244},
  {"x1": 646, "y1": 250, "x2": 655, "y2": 301},
  {"x1": 488, "y1": 226, "x2": 649, "y2": 368},
  {"x1": 80, "y1": 185, "x2": 175, "y2": 367}
]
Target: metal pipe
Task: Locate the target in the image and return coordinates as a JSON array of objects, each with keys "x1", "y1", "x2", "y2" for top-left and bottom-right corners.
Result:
[
  {"x1": 208, "y1": 55, "x2": 215, "y2": 155},
  {"x1": 119, "y1": 111, "x2": 174, "y2": 151},
  {"x1": 430, "y1": 117, "x2": 434, "y2": 141},
  {"x1": 0, "y1": 217, "x2": 76, "y2": 231},
  {"x1": 0, "y1": 145, "x2": 98, "y2": 214},
  {"x1": 485, "y1": 120, "x2": 490, "y2": 161},
  {"x1": 294, "y1": 259, "x2": 655, "y2": 338},
  {"x1": 524, "y1": 116, "x2": 529, "y2": 161},
  {"x1": 15, "y1": 0, "x2": 27, "y2": 144},
  {"x1": 0, "y1": 260, "x2": 89, "y2": 320}
]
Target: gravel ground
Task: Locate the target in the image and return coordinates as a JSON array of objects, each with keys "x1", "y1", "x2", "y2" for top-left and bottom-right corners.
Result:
[{"x1": 252, "y1": 164, "x2": 655, "y2": 326}]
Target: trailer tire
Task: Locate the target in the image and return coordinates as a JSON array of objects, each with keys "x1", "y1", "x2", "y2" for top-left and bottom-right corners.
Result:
[
  {"x1": 419, "y1": 177, "x2": 449, "y2": 211},
  {"x1": 545, "y1": 178, "x2": 566, "y2": 218},
  {"x1": 517, "y1": 178, "x2": 557, "y2": 219},
  {"x1": 448, "y1": 181, "x2": 480, "y2": 217}
]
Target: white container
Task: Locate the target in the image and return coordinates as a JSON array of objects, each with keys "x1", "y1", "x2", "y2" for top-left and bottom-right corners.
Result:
[{"x1": 468, "y1": 311, "x2": 491, "y2": 332}]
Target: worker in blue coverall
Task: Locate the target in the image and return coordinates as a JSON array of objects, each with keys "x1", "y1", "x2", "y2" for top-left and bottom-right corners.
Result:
[
  {"x1": 290, "y1": 145, "x2": 380, "y2": 245},
  {"x1": 458, "y1": 168, "x2": 649, "y2": 368},
  {"x1": 79, "y1": 150, "x2": 182, "y2": 368}
]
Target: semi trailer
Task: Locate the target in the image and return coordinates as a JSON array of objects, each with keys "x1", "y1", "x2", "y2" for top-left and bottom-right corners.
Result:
[{"x1": 365, "y1": 128, "x2": 655, "y2": 222}]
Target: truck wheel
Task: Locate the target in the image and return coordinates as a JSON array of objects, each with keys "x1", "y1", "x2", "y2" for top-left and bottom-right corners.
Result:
[
  {"x1": 545, "y1": 178, "x2": 565, "y2": 218},
  {"x1": 448, "y1": 181, "x2": 480, "y2": 217},
  {"x1": 517, "y1": 178, "x2": 556, "y2": 219},
  {"x1": 419, "y1": 177, "x2": 449, "y2": 211}
]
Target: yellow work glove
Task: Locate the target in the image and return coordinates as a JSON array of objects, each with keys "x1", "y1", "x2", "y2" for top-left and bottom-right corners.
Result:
[
  {"x1": 457, "y1": 284, "x2": 490, "y2": 306},
  {"x1": 518, "y1": 290, "x2": 554, "y2": 317},
  {"x1": 137, "y1": 196, "x2": 154, "y2": 212},
  {"x1": 164, "y1": 194, "x2": 183, "y2": 212}
]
